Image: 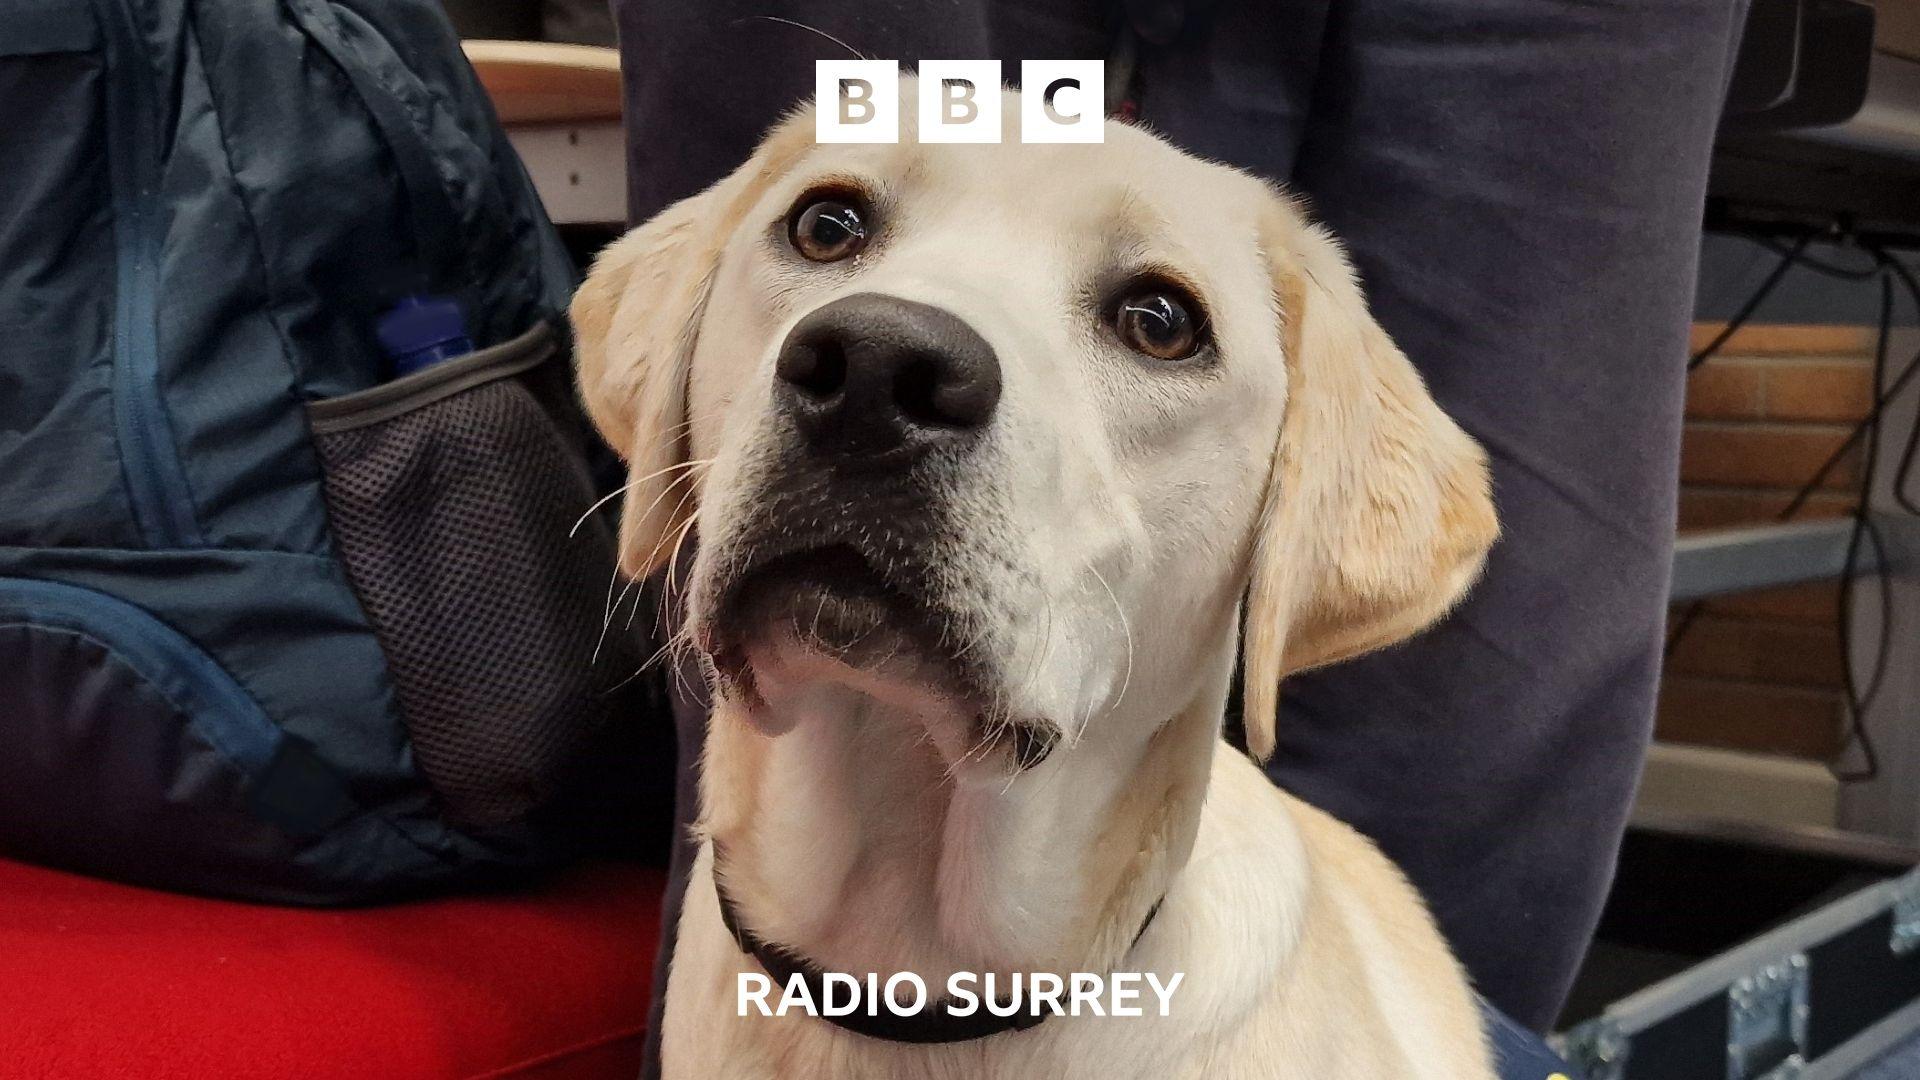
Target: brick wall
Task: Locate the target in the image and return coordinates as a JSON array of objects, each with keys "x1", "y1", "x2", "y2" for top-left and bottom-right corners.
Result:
[{"x1": 1658, "y1": 324, "x2": 1874, "y2": 760}]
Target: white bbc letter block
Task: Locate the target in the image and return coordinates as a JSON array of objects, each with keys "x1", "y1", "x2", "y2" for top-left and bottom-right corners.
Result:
[
  {"x1": 815, "y1": 60, "x2": 900, "y2": 143},
  {"x1": 1020, "y1": 60, "x2": 1104, "y2": 143},
  {"x1": 917, "y1": 60, "x2": 1002, "y2": 143}
]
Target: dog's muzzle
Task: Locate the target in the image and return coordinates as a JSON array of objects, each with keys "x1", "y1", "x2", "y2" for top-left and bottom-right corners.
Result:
[{"x1": 698, "y1": 294, "x2": 1058, "y2": 769}]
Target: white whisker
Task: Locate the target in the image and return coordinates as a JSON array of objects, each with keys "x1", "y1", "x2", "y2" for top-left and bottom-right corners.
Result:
[
  {"x1": 1089, "y1": 562, "x2": 1134, "y2": 722},
  {"x1": 734, "y1": 15, "x2": 868, "y2": 60},
  {"x1": 571, "y1": 479, "x2": 637, "y2": 539}
]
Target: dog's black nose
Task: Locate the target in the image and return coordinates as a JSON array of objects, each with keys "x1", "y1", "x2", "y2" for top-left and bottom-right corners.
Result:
[{"x1": 775, "y1": 294, "x2": 1001, "y2": 457}]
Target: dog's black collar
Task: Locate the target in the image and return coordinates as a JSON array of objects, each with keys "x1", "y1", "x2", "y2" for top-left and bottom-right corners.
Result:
[{"x1": 712, "y1": 849, "x2": 1164, "y2": 1045}]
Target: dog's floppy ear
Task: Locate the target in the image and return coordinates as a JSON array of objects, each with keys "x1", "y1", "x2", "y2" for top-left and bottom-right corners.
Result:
[
  {"x1": 570, "y1": 114, "x2": 814, "y2": 578},
  {"x1": 1240, "y1": 206, "x2": 1498, "y2": 761}
]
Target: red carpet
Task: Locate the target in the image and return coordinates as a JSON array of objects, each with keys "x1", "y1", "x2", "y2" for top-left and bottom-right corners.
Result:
[{"x1": 0, "y1": 858, "x2": 664, "y2": 1080}]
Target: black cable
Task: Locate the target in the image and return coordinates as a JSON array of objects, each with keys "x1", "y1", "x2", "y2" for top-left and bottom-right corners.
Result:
[
  {"x1": 1751, "y1": 233, "x2": 1882, "y2": 281},
  {"x1": 1833, "y1": 512, "x2": 1889, "y2": 782},
  {"x1": 1871, "y1": 249, "x2": 1920, "y2": 518},
  {"x1": 1667, "y1": 229, "x2": 1831, "y2": 656},
  {"x1": 1668, "y1": 233, "x2": 1920, "y2": 782},
  {"x1": 1666, "y1": 238, "x2": 1920, "y2": 566},
  {"x1": 1690, "y1": 233, "x2": 1814, "y2": 370},
  {"x1": 1828, "y1": 265, "x2": 1894, "y2": 782}
]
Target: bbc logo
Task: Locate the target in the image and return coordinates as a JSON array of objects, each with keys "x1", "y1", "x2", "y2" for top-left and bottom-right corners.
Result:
[{"x1": 815, "y1": 60, "x2": 1104, "y2": 144}]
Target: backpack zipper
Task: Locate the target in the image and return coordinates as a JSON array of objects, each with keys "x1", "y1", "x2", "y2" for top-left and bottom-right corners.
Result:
[
  {"x1": 94, "y1": 0, "x2": 204, "y2": 548},
  {"x1": 92, "y1": 0, "x2": 470, "y2": 548}
]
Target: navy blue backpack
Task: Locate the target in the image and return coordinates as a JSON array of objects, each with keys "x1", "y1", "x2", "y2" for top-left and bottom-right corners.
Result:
[{"x1": 0, "y1": 0, "x2": 670, "y2": 902}]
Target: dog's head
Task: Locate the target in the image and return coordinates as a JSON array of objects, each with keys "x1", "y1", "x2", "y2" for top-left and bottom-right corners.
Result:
[{"x1": 573, "y1": 87, "x2": 1495, "y2": 773}]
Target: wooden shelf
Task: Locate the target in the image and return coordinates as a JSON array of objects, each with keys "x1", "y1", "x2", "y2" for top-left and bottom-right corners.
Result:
[{"x1": 462, "y1": 41, "x2": 622, "y2": 126}]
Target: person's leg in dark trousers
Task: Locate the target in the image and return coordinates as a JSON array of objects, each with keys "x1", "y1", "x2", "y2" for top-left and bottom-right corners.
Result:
[
  {"x1": 1120, "y1": 0, "x2": 1745, "y2": 1029},
  {"x1": 1227, "y1": 0, "x2": 1746, "y2": 1030}
]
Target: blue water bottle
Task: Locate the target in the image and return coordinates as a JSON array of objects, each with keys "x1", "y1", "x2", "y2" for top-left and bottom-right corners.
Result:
[{"x1": 376, "y1": 294, "x2": 473, "y2": 378}]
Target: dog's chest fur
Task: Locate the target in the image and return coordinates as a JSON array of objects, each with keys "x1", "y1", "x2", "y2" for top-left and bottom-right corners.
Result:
[{"x1": 659, "y1": 751, "x2": 1495, "y2": 1080}]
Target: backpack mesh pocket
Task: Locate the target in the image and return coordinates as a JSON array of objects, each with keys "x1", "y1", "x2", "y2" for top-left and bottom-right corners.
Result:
[{"x1": 309, "y1": 322, "x2": 641, "y2": 830}]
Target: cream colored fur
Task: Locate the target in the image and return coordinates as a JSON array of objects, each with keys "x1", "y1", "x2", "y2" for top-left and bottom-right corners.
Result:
[{"x1": 573, "y1": 85, "x2": 1500, "y2": 1079}]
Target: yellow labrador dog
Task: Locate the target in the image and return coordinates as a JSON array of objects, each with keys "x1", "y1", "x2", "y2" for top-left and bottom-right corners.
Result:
[{"x1": 572, "y1": 84, "x2": 1500, "y2": 1080}]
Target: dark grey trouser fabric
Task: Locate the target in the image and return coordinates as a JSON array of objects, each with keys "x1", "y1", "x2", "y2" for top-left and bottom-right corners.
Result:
[
  {"x1": 441, "y1": 0, "x2": 615, "y2": 45},
  {"x1": 610, "y1": 1, "x2": 1747, "y2": 1066}
]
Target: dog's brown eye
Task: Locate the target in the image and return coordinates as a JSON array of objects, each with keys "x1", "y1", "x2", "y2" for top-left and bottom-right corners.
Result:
[
  {"x1": 1115, "y1": 288, "x2": 1202, "y2": 361},
  {"x1": 788, "y1": 195, "x2": 870, "y2": 262}
]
